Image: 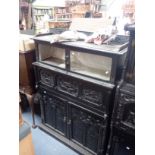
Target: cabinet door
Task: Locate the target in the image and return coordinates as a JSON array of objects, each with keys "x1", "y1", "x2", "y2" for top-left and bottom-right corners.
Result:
[
  {"x1": 42, "y1": 92, "x2": 67, "y2": 136},
  {"x1": 69, "y1": 104, "x2": 106, "y2": 154},
  {"x1": 42, "y1": 94, "x2": 55, "y2": 127},
  {"x1": 54, "y1": 96, "x2": 67, "y2": 135}
]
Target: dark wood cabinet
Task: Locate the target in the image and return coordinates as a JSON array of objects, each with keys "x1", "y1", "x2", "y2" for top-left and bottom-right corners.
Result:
[
  {"x1": 107, "y1": 25, "x2": 135, "y2": 155},
  {"x1": 107, "y1": 84, "x2": 135, "y2": 155},
  {"x1": 19, "y1": 50, "x2": 36, "y2": 94},
  {"x1": 124, "y1": 25, "x2": 135, "y2": 85},
  {"x1": 32, "y1": 32, "x2": 129, "y2": 155},
  {"x1": 19, "y1": 35, "x2": 41, "y2": 117}
]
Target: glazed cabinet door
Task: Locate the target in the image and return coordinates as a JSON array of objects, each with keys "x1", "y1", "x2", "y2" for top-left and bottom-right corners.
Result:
[
  {"x1": 41, "y1": 90, "x2": 67, "y2": 136},
  {"x1": 68, "y1": 104, "x2": 107, "y2": 154}
]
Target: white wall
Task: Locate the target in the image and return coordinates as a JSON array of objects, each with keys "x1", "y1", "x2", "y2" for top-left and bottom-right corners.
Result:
[{"x1": 100, "y1": 0, "x2": 124, "y2": 18}]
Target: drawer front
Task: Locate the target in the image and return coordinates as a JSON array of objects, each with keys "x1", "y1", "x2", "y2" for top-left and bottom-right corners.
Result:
[
  {"x1": 115, "y1": 93, "x2": 135, "y2": 134},
  {"x1": 56, "y1": 75, "x2": 79, "y2": 97},
  {"x1": 39, "y1": 69, "x2": 55, "y2": 87},
  {"x1": 79, "y1": 82, "x2": 112, "y2": 113},
  {"x1": 56, "y1": 77, "x2": 112, "y2": 113}
]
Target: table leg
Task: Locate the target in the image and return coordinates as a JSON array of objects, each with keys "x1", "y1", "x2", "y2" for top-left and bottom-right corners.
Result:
[{"x1": 26, "y1": 94, "x2": 37, "y2": 129}]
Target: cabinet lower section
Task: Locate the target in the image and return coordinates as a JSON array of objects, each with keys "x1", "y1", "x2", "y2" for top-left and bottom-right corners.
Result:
[{"x1": 39, "y1": 89, "x2": 109, "y2": 155}]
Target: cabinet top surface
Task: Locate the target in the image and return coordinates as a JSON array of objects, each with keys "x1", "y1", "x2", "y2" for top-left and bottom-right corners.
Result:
[{"x1": 33, "y1": 34, "x2": 128, "y2": 55}]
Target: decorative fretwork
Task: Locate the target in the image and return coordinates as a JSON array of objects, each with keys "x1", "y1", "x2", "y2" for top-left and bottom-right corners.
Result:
[
  {"x1": 57, "y1": 76, "x2": 79, "y2": 96},
  {"x1": 71, "y1": 106, "x2": 105, "y2": 153},
  {"x1": 40, "y1": 70, "x2": 54, "y2": 86},
  {"x1": 81, "y1": 87, "x2": 103, "y2": 106}
]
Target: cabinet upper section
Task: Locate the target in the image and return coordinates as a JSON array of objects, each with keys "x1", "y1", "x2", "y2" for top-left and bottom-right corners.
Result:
[{"x1": 33, "y1": 33, "x2": 129, "y2": 83}]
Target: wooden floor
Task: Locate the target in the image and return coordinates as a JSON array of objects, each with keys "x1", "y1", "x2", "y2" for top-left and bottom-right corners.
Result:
[{"x1": 19, "y1": 133, "x2": 35, "y2": 155}]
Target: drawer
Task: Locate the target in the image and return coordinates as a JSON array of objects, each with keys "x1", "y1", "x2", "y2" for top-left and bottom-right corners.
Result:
[
  {"x1": 56, "y1": 75, "x2": 79, "y2": 97},
  {"x1": 79, "y1": 82, "x2": 113, "y2": 113},
  {"x1": 56, "y1": 76, "x2": 113, "y2": 113},
  {"x1": 39, "y1": 68, "x2": 55, "y2": 87}
]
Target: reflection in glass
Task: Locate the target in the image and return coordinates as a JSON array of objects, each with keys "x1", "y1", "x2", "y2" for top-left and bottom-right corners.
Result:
[
  {"x1": 70, "y1": 51, "x2": 112, "y2": 81},
  {"x1": 38, "y1": 44, "x2": 65, "y2": 68}
]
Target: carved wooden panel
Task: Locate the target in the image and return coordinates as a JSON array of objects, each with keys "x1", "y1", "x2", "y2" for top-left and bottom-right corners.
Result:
[
  {"x1": 72, "y1": 111, "x2": 85, "y2": 144},
  {"x1": 115, "y1": 93, "x2": 135, "y2": 134},
  {"x1": 40, "y1": 69, "x2": 55, "y2": 87},
  {"x1": 70, "y1": 106, "x2": 105, "y2": 154},
  {"x1": 19, "y1": 50, "x2": 36, "y2": 94},
  {"x1": 85, "y1": 123, "x2": 101, "y2": 153},
  {"x1": 55, "y1": 99, "x2": 67, "y2": 134},
  {"x1": 56, "y1": 75, "x2": 79, "y2": 97},
  {"x1": 43, "y1": 94, "x2": 55, "y2": 127},
  {"x1": 81, "y1": 88, "x2": 103, "y2": 105},
  {"x1": 42, "y1": 93, "x2": 67, "y2": 135},
  {"x1": 80, "y1": 83, "x2": 111, "y2": 112}
]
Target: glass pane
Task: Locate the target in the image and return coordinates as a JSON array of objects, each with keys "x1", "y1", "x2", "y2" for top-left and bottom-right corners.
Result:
[
  {"x1": 38, "y1": 44, "x2": 65, "y2": 68},
  {"x1": 70, "y1": 51, "x2": 112, "y2": 81}
]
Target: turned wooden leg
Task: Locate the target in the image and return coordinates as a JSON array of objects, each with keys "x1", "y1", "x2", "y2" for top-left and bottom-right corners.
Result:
[{"x1": 26, "y1": 93, "x2": 37, "y2": 128}]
